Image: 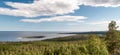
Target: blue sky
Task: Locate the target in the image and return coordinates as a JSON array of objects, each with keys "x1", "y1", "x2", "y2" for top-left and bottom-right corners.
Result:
[{"x1": 0, "y1": 0, "x2": 120, "y2": 32}]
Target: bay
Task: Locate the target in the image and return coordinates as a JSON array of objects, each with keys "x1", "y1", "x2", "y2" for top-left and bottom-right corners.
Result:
[{"x1": 0, "y1": 31, "x2": 74, "y2": 42}]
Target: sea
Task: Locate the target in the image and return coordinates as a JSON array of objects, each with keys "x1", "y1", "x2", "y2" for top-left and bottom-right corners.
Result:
[{"x1": 0, "y1": 31, "x2": 74, "y2": 42}]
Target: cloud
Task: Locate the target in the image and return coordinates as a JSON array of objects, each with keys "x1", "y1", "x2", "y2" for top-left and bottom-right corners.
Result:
[
  {"x1": 0, "y1": 0, "x2": 80, "y2": 17},
  {"x1": 0, "y1": 0, "x2": 120, "y2": 17},
  {"x1": 85, "y1": 20, "x2": 120, "y2": 31},
  {"x1": 20, "y1": 15, "x2": 87, "y2": 23},
  {"x1": 88, "y1": 21, "x2": 110, "y2": 25},
  {"x1": 88, "y1": 20, "x2": 120, "y2": 25},
  {"x1": 79, "y1": 0, "x2": 120, "y2": 7}
]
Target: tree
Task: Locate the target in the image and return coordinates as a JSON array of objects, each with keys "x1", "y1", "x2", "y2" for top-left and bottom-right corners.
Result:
[
  {"x1": 105, "y1": 21, "x2": 120, "y2": 55},
  {"x1": 108, "y1": 21, "x2": 119, "y2": 31},
  {"x1": 88, "y1": 35, "x2": 109, "y2": 55}
]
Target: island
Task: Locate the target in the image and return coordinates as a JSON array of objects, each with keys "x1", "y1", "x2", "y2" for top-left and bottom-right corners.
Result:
[{"x1": 24, "y1": 36, "x2": 45, "y2": 38}]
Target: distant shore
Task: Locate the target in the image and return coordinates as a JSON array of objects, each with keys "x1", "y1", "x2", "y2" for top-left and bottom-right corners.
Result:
[{"x1": 24, "y1": 36, "x2": 45, "y2": 38}]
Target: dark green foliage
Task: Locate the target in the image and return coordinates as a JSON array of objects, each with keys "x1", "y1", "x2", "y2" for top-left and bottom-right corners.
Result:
[
  {"x1": 0, "y1": 41, "x2": 87, "y2": 55},
  {"x1": 0, "y1": 36, "x2": 109, "y2": 55},
  {"x1": 108, "y1": 21, "x2": 119, "y2": 31},
  {"x1": 105, "y1": 21, "x2": 120, "y2": 55}
]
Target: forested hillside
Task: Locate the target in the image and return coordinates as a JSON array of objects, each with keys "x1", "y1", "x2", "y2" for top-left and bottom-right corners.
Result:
[{"x1": 0, "y1": 21, "x2": 120, "y2": 55}]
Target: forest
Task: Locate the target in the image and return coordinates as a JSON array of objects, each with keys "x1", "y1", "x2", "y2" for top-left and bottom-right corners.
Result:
[{"x1": 0, "y1": 21, "x2": 120, "y2": 55}]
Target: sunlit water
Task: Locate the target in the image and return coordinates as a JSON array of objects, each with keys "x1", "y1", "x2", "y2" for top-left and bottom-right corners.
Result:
[{"x1": 0, "y1": 31, "x2": 74, "y2": 42}]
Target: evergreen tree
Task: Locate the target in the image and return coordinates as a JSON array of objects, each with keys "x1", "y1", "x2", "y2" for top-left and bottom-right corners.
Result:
[
  {"x1": 106, "y1": 21, "x2": 120, "y2": 55},
  {"x1": 88, "y1": 35, "x2": 109, "y2": 55}
]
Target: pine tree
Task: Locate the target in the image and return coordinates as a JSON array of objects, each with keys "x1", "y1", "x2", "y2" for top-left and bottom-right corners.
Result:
[
  {"x1": 105, "y1": 21, "x2": 120, "y2": 55},
  {"x1": 88, "y1": 35, "x2": 109, "y2": 55}
]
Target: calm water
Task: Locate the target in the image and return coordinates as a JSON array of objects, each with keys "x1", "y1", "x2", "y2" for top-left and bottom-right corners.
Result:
[{"x1": 0, "y1": 31, "x2": 74, "y2": 42}]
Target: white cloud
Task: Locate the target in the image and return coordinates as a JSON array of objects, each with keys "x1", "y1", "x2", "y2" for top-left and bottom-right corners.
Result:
[
  {"x1": 88, "y1": 20, "x2": 120, "y2": 25},
  {"x1": 67, "y1": 23, "x2": 80, "y2": 25},
  {"x1": 20, "y1": 15, "x2": 87, "y2": 23},
  {"x1": 0, "y1": 8, "x2": 36, "y2": 17},
  {"x1": 0, "y1": 0, "x2": 80, "y2": 17},
  {"x1": 0, "y1": 0, "x2": 120, "y2": 17},
  {"x1": 88, "y1": 21, "x2": 110, "y2": 25},
  {"x1": 79, "y1": 0, "x2": 120, "y2": 7},
  {"x1": 85, "y1": 20, "x2": 120, "y2": 31}
]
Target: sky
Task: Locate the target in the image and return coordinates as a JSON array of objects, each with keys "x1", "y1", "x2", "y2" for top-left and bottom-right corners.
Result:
[{"x1": 0, "y1": 0, "x2": 120, "y2": 32}]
